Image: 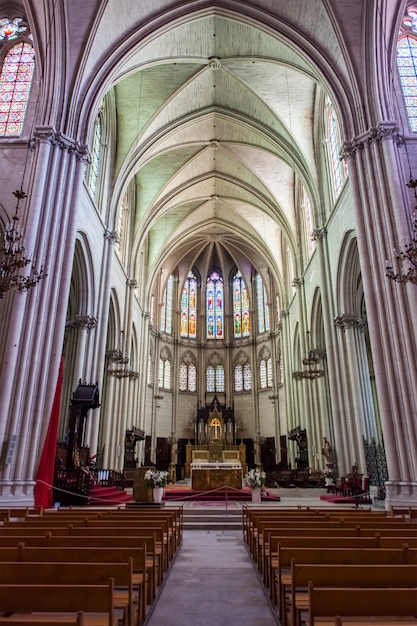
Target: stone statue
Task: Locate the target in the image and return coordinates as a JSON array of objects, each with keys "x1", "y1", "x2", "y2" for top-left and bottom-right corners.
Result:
[{"x1": 322, "y1": 437, "x2": 333, "y2": 463}]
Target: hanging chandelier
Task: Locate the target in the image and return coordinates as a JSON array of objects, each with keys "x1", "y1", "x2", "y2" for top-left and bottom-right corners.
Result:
[
  {"x1": 0, "y1": 190, "x2": 46, "y2": 298},
  {"x1": 292, "y1": 333, "x2": 325, "y2": 380},
  {"x1": 385, "y1": 177, "x2": 417, "y2": 284}
]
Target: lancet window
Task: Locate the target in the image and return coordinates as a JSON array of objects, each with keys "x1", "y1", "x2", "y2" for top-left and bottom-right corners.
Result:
[
  {"x1": 234, "y1": 362, "x2": 252, "y2": 392},
  {"x1": 206, "y1": 270, "x2": 223, "y2": 339},
  {"x1": 0, "y1": 17, "x2": 34, "y2": 137},
  {"x1": 158, "y1": 355, "x2": 171, "y2": 390},
  {"x1": 259, "y1": 355, "x2": 273, "y2": 389},
  {"x1": 397, "y1": 8, "x2": 417, "y2": 132},
  {"x1": 327, "y1": 105, "x2": 345, "y2": 196},
  {"x1": 179, "y1": 361, "x2": 197, "y2": 392},
  {"x1": 233, "y1": 270, "x2": 250, "y2": 338},
  {"x1": 206, "y1": 364, "x2": 225, "y2": 392},
  {"x1": 256, "y1": 274, "x2": 270, "y2": 334},
  {"x1": 88, "y1": 113, "x2": 102, "y2": 199},
  {"x1": 160, "y1": 274, "x2": 174, "y2": 334},
  {"x1": 180, "y1": 271, "x2": 197, "y2": 338}
]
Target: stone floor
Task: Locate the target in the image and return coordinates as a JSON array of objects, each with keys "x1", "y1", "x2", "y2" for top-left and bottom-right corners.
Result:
[{"x1": 143, "y1": 489, "x2": 382, "y2": 626}]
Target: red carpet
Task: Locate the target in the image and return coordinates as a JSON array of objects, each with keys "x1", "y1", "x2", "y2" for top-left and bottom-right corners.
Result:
[
  {"x1": 320, "y1": 493, "x2": 371, "y2": 505},
  {"x1": 163, "y1": 486, "x2": 280, "y2": 502},
  {"x1": 89, "y1": 485, "x2": 133, "y2": 506}
]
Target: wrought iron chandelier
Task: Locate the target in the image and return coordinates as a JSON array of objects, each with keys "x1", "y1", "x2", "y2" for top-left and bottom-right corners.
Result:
[
  {"x1": 292, "y1": 333, "x2": 325, "y2": 380},
  {"x1": 385, "y1": 177, "x2": 417, "y2": 284},
  {"x1": 0, "y1": 189, "x2": 46, "y2": 298}
]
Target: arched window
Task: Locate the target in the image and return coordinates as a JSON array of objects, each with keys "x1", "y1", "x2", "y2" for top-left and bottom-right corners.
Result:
[
  {"x1": 206, "y1": 270, "x2": 223, "y2": 339},
  {"x1": 160, "y1": 274, "x2": 174, "y2": 334},
  {"x1": 256, "y1": 274, "x2": 270, "y2": 334},
  {"x1": 0, "y1": 17, "x2": 34, "y2": 137},
  {"x1": 234, "y1": 362, "x2": 252, "y2": 391},
  {"x1": 397, "y1": 9, "x2": 417, "y2": 131},
  {"x1": 327, "y1": 105, "x2": 345, "y2": 196},
  {"x1": 233, "y1": 271, "x2": 250, "y2": 338},
  {"x1": 303, "y1": 189, "x2": 315, "y2": 257},
  {"x1": 116, "y1": 196, "x2": 128, "y2": 260},
  {"x1": 88, "y1": 114, "x2": 102, "y2": 198},
  {"x1": 158, "y1": 356, "x2": 171, "y2": 390},
  {"x1": 179, "y1": 361, "x2": 197, "y2": 392},
  {"x1": 206, "y1": 364, "x2": 224, "y2": 392},
  {"x1": 180, "y1": 271, "x2": 197, "y2": 338},
  {"x1": 259, "y1": 355, "x2": 272, "y2": 389}
]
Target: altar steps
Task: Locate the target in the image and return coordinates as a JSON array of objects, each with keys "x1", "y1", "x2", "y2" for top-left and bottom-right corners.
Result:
[{"x1": 183, "y1": 507, "x2": 243, "y2": 530}]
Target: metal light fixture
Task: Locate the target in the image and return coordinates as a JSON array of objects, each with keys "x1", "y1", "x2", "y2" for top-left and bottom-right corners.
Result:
[
  {"x1": 385, "y1": 177, "x2": 417, "y2": 285},
  {"x1": 0, "y1": 189, "x2": 46, "y2": 298},
  {"x1": 292, "y1": 332, "x2": 325, "y2": 380}
]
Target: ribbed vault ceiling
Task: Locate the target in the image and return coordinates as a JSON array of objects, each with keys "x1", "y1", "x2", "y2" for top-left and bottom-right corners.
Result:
[{"x1": 101, "y1": 9, "x2": 339, "y2": 299}]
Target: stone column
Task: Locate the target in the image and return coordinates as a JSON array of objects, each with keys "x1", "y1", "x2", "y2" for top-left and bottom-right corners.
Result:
[{"x1": 343, "y1": 124, "x2": 417, "y2": 506}]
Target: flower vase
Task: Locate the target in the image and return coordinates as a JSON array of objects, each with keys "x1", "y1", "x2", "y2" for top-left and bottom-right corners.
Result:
[
  {"x1": 324, "y1": 477, "x2": 334, "y2": 486},
  {"x1": 153, "y1": 487, "x2": 164, "y2": 503},
  {"x1": 251, "y1": 487, "x2": 262, "y2": 503}
]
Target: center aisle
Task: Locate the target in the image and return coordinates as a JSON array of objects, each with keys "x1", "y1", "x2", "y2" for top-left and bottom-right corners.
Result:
[{"x1": 143, "y1": 528, "x2": 280, "y2": 626}]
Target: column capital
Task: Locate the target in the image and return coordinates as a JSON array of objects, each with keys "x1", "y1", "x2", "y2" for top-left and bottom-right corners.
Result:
[
  {"x1": 292, "y1": 277, "x2": 304, "y2": 287},
  {"x1": 334, "y1": 313, "x2": 364, "y2": 331},
  {"x1": 31, "y1": 126, "x2": 90, "y2": 162},
  {"x1": 66, "y1": 315, "x2": 98, "y2": 332},
  {"x1": 312, "y1": 226, "x2": 327, "y2": 241},
  {"x1": 104, "y1": 229, "x2": 119, "y2": 244}
]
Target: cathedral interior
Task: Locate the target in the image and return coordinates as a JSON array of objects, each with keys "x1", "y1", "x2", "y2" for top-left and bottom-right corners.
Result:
[{"x1": 0, "y1": 0, "x2": 416, "y2": 509}]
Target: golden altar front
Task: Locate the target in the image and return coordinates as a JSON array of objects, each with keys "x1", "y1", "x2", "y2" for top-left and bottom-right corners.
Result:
[{"x1": 190, "y1": 462, "x2": 243, "y2": 490}]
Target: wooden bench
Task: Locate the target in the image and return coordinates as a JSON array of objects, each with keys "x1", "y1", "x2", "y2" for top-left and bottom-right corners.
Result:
[
  {"x1": 288, "y1": 562, "x2": 417, "y2": 626},
  {"x1": 306, "y1": 582, "x2": 417, "y2": 626},
  {"x1": 18, "y1": 541, "x2": 153, "y2": 610},
  {"x1": 0, "y1": 614, "x2": 84, "y2": 625},
  {"x1": 273, "y1": 545, "x2": 417, "y2": 619},
  {"x1": 0, "y1": 579, "x2": 118, "y2": 626},
  {"x1": 0, "y1": 560, "x2": 137, "y2": 626}
]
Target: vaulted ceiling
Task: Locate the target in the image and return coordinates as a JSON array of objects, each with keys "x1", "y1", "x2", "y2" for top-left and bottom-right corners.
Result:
[{"x1": 88, "y1": 4, "x2": 358, "y2": 300}]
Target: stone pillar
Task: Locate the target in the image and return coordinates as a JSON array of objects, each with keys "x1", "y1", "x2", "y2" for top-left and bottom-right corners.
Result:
[{"x1": 343, "y1": 124, "x2": 417, "y2": 506}]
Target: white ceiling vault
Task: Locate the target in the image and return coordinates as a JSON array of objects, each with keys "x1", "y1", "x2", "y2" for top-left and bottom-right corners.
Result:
[{"x1": 74, "y1": 1, "x2": 368, "y2": 303}]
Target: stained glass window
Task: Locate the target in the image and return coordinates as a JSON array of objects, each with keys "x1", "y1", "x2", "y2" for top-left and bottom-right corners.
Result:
[
  {"x1": 160, "y1": 275, "x2": 174, "y2": 334},
  {"x1": 260, "y1": 356, "x2": 272, "y2": 389},
  {"x1": 0, "y1": 17, "x2": 29, "y2": 40},
  {"x1": 303, "y1": 190, "x2": 315, "y2": 256},
  {"x1": 233, "y1": 271, "x2": 250, "y2": 338},
  {"x1": 234, "y1": 362, "x2": 252, "y2": 391},
  {"x1": 116, "y1": 197, "x2": 127, "y2": 258},
  {"x1": 397, "y1": 35, "x2": 417, "y2": 131},
  {"x1": 0, "y1": 41, "x2": 35, "y2": 136},
  {"x1": 206, "y1": 365, "x2": 224, "y2": 392},
  {"x1": 180, "y1": 271, "x2": 197, "y2": 338},
  {"x1": 158, "y1": 357, "x2": 171, "y2": 390},
  {"x1": 328, "y1": 107, "x2": 344, "y2": 196},
  {"x1": 88, "y1": 114, "x2": 102, "y2": 198},
  {"x1": 206, "y1": 270, "x2": 223, "y2": 339},
  {"x1": 179, "y1": 362, "x2": 197, "y2": 392},
  {"x1": 256, "y1": 274, "x2": 270, "y2": 333}
]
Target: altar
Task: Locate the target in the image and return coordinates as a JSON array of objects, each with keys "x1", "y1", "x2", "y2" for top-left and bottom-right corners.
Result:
[{"x1": 190, "y1": 461, "x2": 243, "y2": 490}]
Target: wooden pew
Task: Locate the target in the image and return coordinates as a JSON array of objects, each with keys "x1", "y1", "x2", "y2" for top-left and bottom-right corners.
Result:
[
  {"x1": 307, "y1": 582, "x2": 417, "y2": 626},
  {"x1": 15, "y1": 545, "x2": 148, "y2": 623},
  {"x1": 262, "y1": 534, "x2": 380, "y2": 591},
  {"x1": 288, "y1": 562, "x2": 417, "y2": 626},
  {"x1": 0, "y1": 560, "x2": 136, "y2": 626},
  {"x1": 273, "y1": 545, "x2": 417, "y2": 619},
  {"x1": 0, "y1": 614, "x2": 84, "y2": 625},
  {"x1": 0, "y1": 579, "x2": 118, "y2": 626}
]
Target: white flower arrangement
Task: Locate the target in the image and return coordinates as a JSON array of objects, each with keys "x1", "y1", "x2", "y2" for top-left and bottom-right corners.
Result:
[
  {"x1": 243, "y1": 468, "x2": 266, "y2": 489},
  {"x1": 322, "y1": 466, "x2": 335, "y2": 479},
  {"x1": 144, "y1": 469, "x2": 169, "y2": 488}
]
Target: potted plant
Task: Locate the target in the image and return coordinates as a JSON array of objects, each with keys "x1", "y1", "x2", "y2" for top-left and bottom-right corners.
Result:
[
  {"x1": 243, "y1": 468, "x2": 266, "y2": 502},
  {"x1": 322, "y1": 465, "x2": 335, "y2": 485},
  {"x1": 144, "y1": 469, "x2": 169, "y2": 502}
]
